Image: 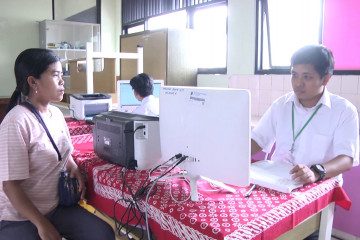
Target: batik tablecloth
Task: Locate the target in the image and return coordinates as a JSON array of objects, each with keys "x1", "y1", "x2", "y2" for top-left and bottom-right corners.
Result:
[
  {"x1": 71, "y1": 133, "x2": 350, "y2": 240},
  {"x1": 66, "y1": 118, "x2": 93, "y2": 136}
]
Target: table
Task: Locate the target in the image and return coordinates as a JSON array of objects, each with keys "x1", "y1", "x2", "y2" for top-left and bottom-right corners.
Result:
[
  {"x1": 65, "y1": 117, "x2": 93, "y2": 136},
  {"x1": 69, "y1": 133, "x2": 351, "y2": 240}
]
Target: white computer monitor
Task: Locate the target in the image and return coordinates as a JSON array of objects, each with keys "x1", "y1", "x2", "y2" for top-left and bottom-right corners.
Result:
[
  {"x1": 117, "y1": 79, "x2": 164, "y2": 112},
  {"x1": 159, "y1": 86, "x2": 251, "y2": 201}
]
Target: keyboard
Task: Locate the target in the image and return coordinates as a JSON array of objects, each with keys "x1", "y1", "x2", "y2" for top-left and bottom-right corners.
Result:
[{"x1": 118, "y1": 105, "x2": 138, "y2": 113}]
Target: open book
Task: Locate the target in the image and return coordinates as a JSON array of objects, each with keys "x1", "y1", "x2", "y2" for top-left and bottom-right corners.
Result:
[{"x1": 250, "y1": 160, "x2": 303, "y2": 193}]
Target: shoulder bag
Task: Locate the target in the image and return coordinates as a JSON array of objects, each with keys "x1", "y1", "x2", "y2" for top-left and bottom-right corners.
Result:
[{"x1": 22, "y1": 101, "x2": 81, "y2": 207}]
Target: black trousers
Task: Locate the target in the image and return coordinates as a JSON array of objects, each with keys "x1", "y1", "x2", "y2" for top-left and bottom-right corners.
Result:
[
  {"x1": 303, "y1": 230, "x2": 319, "y2": 240},
  {"x1": 0, "y1": 205, "x2": 115, "y2": 240}
]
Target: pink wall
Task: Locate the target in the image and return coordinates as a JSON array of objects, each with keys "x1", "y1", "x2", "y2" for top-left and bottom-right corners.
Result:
[
  {"x1": 323, "y1": 0, "x2": 360, "y2": 70},
  {"x1": 324, "y1": 1, "x2": 360, "y2": 236},
  {"x1": 333, "y1": 165, "x2": 360, "y2": 237}
]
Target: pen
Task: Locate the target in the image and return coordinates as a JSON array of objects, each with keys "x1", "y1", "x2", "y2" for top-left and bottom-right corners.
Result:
[{"x1": 244, "y1": 184, "x2": 257, "y2": 198}]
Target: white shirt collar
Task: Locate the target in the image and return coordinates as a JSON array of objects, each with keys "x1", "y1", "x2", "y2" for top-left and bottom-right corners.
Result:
[
  {"x1": 142, "y1": 95, "x2": 155, "y2": 103},
  {"x1": 285, "y1": 87, "x2": 331, "y2": 110}
]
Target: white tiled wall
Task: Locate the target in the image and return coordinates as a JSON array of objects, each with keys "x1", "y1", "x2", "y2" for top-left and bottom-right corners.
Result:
[{"x1": 229, "y1": 74, "x2": 360, "y2": 118}]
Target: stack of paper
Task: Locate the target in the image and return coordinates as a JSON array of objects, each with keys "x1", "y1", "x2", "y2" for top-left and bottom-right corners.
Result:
[{"x1": 250, "y1": 160, "x2": 303, "y2": 193}]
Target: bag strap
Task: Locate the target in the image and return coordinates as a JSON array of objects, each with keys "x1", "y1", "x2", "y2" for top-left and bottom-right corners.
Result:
[{"x1": 22, "y1": 101, "x2": 62, "y2": 162}]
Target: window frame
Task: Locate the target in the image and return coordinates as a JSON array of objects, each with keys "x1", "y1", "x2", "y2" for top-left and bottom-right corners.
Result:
[
  {"x1": 255, "y1": 0, "x2": 324, "y2": 75},
  {"x1": 255, "y1": 0, "x2": 360, "y2": 75},
  {"x1": 121, "y1": 0, "x2": 228, "y2": 74}
]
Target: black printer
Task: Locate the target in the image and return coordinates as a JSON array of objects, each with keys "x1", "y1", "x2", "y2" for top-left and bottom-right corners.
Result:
[{"x1": 92, "y1": 111, "x2": 162, "y2": 170}]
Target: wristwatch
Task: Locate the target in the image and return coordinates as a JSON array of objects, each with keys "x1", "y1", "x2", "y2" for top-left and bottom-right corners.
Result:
[{"x1": 310, "y1": 164, "x2": 326, "y2": 182}]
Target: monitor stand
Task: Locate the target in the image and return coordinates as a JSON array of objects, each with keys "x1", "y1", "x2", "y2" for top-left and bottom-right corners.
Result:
[{"x1": 164, "y1": 172, "x2": 237, "y2": 202}]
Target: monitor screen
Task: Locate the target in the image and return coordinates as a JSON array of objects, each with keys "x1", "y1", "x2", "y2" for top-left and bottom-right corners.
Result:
[
  {"x1": 159, "y1": 86, "x2": 251, "y2": 201},
  {"x1": 117, "y1": 80, "x2": 164, "y2": 110}
]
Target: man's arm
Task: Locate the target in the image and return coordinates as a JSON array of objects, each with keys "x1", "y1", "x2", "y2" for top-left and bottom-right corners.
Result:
[
  {"x1": 290, "y1": 154, "x2": 353, "y2": 184},
  {"x1": 251, "y1": 139, "x2": 263, "y2": 156},
  {"x1": 323, "y1": 154, "x2": 353, "y2": 178},
  {"x1": 2, "y1": 180, "x2": 61, "y2": 240}
]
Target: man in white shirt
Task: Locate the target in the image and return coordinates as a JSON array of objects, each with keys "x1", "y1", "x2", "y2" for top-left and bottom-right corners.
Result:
[
  {"x1": 251, "y1": 45, "x2": 359, "y2": 185},
  {"x1": 130, "y1": 73, "x2": 159, "y2": 116}
]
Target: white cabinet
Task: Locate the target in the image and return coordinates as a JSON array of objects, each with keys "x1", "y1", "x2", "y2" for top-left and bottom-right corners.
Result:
[{"x1": 39, "y1": 20, "x2": 100, "y2": 65}]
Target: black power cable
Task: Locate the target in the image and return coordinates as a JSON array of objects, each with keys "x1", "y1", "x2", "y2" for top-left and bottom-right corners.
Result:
[{"x1": 113, "y1": 154, "x2": 184, "y2": 239}]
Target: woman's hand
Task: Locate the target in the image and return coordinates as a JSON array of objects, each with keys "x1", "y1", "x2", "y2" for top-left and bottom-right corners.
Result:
[
  {"x1": 66, "y1": 158, "x2": 86, "y2": 199},
  {"x1": 2, "y1": 180, "x2": 62, "y2": 240},
  {"x1": 37, "y1": 218, "x2": 62, "y2": 240}
]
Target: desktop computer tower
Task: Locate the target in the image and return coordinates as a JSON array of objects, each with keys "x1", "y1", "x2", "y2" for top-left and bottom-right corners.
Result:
[{"x1": 92, "y1": 111, "x2": 162, "y2": 170}]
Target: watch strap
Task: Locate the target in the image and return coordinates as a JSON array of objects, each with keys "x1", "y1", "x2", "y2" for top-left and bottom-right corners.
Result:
[{"x1": 310, "y1": 164, "x2": 326, "y2": 182}]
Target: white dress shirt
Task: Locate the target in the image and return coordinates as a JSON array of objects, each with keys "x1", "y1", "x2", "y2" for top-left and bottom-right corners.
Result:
[
  {"x1": 252, "y1": 88, "x2": 359, "y2": 184},
  {"x1": 132, "y1": 95, "x2": 159, "y2": 116}
]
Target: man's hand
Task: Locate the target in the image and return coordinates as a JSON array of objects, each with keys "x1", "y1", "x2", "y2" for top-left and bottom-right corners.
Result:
[{"x1": 289, "y1": 164, "x2": 319, "y2": 184}]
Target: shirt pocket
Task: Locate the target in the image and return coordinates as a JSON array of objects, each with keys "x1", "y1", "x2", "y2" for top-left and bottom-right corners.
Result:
[{"x1": 310, "y1": 134, "x2": 333, "y2": 163}]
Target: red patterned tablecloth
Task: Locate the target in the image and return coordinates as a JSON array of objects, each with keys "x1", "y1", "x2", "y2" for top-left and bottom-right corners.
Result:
[
  {"x1": 71, "y1": 134, "x2": 351, "y2": 240},
  {"x1": 66, "y1": 118, "x2": 93, "y2": 136}
]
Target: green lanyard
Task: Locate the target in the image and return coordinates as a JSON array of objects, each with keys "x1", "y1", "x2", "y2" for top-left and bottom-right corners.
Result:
[{"x1": 290, "y1": 101, "x2": 322, "y2": 154}]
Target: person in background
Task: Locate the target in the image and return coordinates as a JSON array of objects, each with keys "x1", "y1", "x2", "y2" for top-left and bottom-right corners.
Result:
[
  {"x1": 251, "y1": 44, "x2": 359, "y2": 185},
  {"x1": 0, "y1": 48, "x2": 115, "y2": 240},
  {"x1": 251, "y1": 45, "x2": 359, "y2": 239},
  {"x1": 130, "y1": 73, "x2": 159, "y2": 116}
]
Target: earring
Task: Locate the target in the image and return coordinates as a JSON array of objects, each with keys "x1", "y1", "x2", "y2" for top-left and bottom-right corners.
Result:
[{"x1": 35, "y1": 89, "x2": 38, "y2": 94}]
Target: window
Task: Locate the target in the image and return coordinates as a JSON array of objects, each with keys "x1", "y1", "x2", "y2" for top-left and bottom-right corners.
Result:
[
  {"x1": 256, "y1": 0, "x2": 360, "y2": 74},
  {"x1": 194, "y1": 5, "x2": 227, "y2": 69},
  {"x1": 256, "y1": 0, "x2": 323, "y2": 73},
  {"x1": 147, "y1": 5, "x2": 227, "y2": 69},
  {"x1": 121, "y1": 0, "x2": 227, "y2": 72},
  {"x1": 127, "y1": 24, "x2": 145, "y2": 34},
  {"x1": 148, "y1": 10, "x2": 187, "y2": 30}
]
